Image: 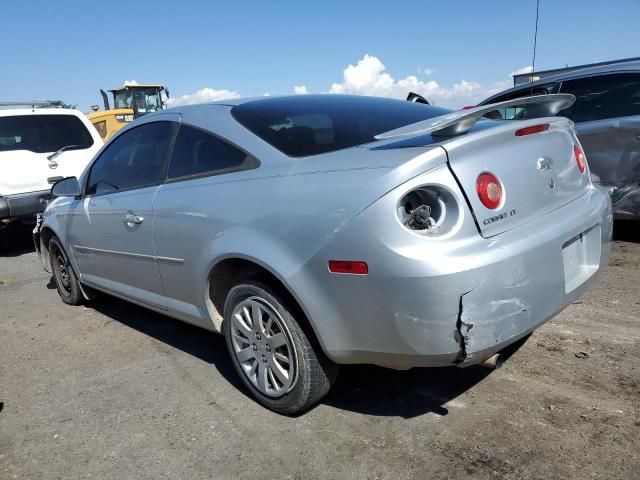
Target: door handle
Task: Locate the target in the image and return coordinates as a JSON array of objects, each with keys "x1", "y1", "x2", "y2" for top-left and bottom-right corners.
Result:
[{"x1": 123, "y1": 213, "x2": 144, "y2": 225}]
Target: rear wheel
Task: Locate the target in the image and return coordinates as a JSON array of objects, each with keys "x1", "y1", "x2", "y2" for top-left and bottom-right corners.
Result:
[
  {"x1": 223, "y1": 280, "x2": 337, "y2": 415},
  {"x1": 49, "y1": 237, "x2": 83, "y2": 306}
]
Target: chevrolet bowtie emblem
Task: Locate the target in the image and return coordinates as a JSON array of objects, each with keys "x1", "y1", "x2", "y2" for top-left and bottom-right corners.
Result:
[{"x1": 537, "y1": 157, "x2": 553, "y2": 171}]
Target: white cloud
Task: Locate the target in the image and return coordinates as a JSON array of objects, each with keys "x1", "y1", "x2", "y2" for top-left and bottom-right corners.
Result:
[
  {"x1": 159, "y1": 57, "x2": 532, "y2": 111},
  {"x1": 166, "y1": 87, "x2": 241, "y2": 106},
  {"x1": 327, "y1": 54, "x2": 527, "y2": 108},
  {"x1": 124, "y1": 80, "x2": 139, "y2": 86},
  {"x1": 511, "y1": 65, "x2": 534, "y2": 76}
]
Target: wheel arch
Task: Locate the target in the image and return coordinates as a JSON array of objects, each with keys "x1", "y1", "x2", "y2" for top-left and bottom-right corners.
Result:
[
  {"x1": 37, "y1": 225, "x2": 58, "y2": 272},
  {"x1": 205, "y1": 254, "x2": 326, "y2": 355}
]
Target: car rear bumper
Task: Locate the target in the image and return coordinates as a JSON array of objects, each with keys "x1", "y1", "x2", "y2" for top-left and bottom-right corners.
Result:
[
  {"x1": 298, "y1": 186, "x2": 612, "y2": 369},
  {"x1": 0, "y1": 190, "x2": 51, "y2": 221}
]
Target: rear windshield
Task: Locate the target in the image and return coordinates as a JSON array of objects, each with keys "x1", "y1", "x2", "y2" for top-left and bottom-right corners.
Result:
[
  {"x1": 231, "y1": 95, "x2": 450, "y2": 157},
  {"x1": 0, "y1": 114, "x2": 94, "y2": 153}
]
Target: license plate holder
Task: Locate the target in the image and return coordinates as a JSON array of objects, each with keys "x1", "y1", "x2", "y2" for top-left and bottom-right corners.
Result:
[{"x1": 562, "y1": 225, "x2": 601, "y2": 293}]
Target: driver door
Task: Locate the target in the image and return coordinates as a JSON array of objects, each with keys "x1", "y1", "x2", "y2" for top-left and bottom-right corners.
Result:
[{"x1": 67, "y1": 119, "x2": 179, "y2": 309}]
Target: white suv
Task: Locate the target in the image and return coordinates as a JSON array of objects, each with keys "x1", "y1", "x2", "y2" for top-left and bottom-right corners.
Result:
[{"x1": 0, "y1": 106, "x2": 103, "y2": 229}]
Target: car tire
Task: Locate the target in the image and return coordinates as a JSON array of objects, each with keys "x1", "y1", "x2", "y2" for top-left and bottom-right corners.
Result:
[
  {"x1": 49, "y1": 237, "x2": 84, "y2": 306},
  {"x1": 224, "y1": 280, "x2": 337, "y2": 415}
]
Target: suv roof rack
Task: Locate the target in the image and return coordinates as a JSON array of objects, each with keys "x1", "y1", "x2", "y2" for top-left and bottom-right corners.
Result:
[{"x1": 0, "y1": 100, "x2": 68, "y2": 109}]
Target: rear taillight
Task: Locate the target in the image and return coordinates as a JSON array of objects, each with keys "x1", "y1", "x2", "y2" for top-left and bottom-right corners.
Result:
[
  {"x1": 573, "y1": 145, "x2": 586, "y2": 173},
  {"x1": 476, "y1": 172, "x2": 503, "y2": 209},
  {"x1": 397, "y1": 186, "x2": 460, "y2": 236},
  {"x1": 328, "y1": 260, "x2": 368, "y2": 275},
  {"x1": 515, "y1": 124, "x2": 550, "y2": 136}
]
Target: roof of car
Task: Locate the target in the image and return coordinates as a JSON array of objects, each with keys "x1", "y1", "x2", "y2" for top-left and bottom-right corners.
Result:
[
  {"x1": 163, "y1": 94, "x2": 432, "y2": 112},
  {"x1": 0, "y1": 107, "x2": 87, "y2": 118},
  {"x1": 481, "y1": 58, "x2": 640, "y2": 105}
]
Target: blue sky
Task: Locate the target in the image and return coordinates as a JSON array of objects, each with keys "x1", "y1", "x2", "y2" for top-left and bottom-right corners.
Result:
[{"x1": 2, "y1": 0, "x2": 638, "y2": 110}]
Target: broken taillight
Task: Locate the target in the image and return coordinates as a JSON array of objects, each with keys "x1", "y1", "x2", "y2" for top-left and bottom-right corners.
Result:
[
  {"x1": 573, "y1": 145, "x2": 586, "y2": 174},
  {"x1": 397, "y1": 186, "x2": 460, "y2": 236},
  {"x1": 476, "y1": 172, "x2": 503, "y2": 210}
]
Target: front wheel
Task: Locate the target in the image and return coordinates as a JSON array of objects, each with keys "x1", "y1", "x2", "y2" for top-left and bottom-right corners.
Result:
[
  {"x1": 223, "y1": 280, "x2": 337, "y2": 415},
  {"x1": 49, "y1": 237, "x2": 84, "y2": 306}
]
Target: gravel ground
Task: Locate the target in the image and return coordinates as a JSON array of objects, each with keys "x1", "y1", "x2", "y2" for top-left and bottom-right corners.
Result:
[{"x1": 1, "y1": 223, "x2": 638, "y2": 479}]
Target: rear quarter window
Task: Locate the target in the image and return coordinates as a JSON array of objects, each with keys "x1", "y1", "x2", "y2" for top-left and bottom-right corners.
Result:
[
  {"x1": 167, "y1": 124, "x2": 257, "y2": 180},
  {"x1": 0, "y1": 114, "x2": 94, "y2": 153}
]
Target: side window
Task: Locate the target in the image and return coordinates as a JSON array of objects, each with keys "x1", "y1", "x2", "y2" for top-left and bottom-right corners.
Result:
[
  {"x1": 87, "y1": 121, "x2": 176, "y2": 195},
  {"x1": 167, "y1": 124, "x2": 257, "y2": 180},
  {"x1": 483, "y1": 84, "x2": 557, "y2": 120},
  {"x1": 559, "y1": 74, "x2": 640, "y2": 123}
]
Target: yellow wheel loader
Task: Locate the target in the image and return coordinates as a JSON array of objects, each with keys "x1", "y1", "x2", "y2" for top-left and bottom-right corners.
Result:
[{"x1": 87, "y1": 84, "x2": 169, "y2": 141}]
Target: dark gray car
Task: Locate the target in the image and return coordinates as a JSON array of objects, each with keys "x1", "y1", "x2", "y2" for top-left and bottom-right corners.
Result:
[{"x1": 479, "y1": 59, "x2": 640, "y2": 220}]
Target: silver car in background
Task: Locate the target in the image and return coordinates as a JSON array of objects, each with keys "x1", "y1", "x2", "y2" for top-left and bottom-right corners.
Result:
[
  {"x1": 479, "y1": 58, "x2": 640, "y2": 220},
  {"x1": 34, "y1": 94, "x2": 612, "y2": 414}
]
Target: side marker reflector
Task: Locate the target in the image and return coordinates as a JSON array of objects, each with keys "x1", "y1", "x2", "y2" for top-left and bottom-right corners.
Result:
[{"x1": 328, "y1": 261, "x2": 368, "y2": 275}]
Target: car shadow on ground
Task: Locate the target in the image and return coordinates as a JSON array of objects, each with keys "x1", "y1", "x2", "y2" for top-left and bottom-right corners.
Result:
[
  {"x1": 324, "y1": 364, "x2": 490, "y2": 419},
  {"x1": 90, "y1": 296, "x2": 494, "y2": 419},
  {"x1": 89, "y1": 298, "x2": 245, "y2": 391},
  {"x1": 0, "y1": 225, "x2": 35, "y2": 257},
  {"x1": 613, "y1": 220, "x2": 639, "y2": 243}
]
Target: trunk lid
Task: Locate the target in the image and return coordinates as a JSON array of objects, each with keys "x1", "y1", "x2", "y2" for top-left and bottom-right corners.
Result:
[{"x1": 443, "y1": 117, "x2": 590, "y2": 237}]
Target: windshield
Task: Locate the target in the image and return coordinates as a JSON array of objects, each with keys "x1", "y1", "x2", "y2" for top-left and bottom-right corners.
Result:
[
  {"x1": 0, "y1": 115, "x2": 94, "y2": 153},
  {"x1": 231, "y1": 95, "x2": 451, "y2": 157},
  {"x1": 113, "y1": 88, "x2": 163, "y2": 114}
]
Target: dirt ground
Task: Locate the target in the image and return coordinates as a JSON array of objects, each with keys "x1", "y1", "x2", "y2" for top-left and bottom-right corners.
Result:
[{"x1": 1, "y1": 223, "x2": 638, "y2": 480}]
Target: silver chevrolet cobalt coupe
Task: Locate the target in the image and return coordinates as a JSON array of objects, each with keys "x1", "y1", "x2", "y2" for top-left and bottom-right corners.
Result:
[{"x1": 35, "y1": 94, "x2": 612, "y2": 414}]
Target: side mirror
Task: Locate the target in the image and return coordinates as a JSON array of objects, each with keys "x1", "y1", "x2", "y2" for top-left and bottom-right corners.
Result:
[{"x1": 51, "y1": 177, "x2": 80, "y2": 198}]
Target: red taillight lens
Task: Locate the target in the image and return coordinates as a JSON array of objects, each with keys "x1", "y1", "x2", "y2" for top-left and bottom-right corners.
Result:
[
  {"x1": 462, "y1": 105, "x2": 475, "y2": 110},
  {"x1": 573, "y1": 145, "x2": 586, "y2": 173},
  {"x1": 328, "y1": 260, "x2": 368, "y2": 275},
  {"x1": 476, "y1": 172, "x2": 503, "y2": 209},
  {"x1": 515, "y1": 124, "x2": 550, "y2": 136}
]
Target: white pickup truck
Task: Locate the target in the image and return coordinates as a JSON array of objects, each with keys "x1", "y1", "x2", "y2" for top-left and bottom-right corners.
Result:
[{"x1": 0, "y1": 105, "x2": 103, "y2": 230}]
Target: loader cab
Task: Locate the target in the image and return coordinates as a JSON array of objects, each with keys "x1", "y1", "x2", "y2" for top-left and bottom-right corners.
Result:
[
  {"x1": 87, "y1": 84, "x2": 169, "y2": 141},
  {"x1": 111, "y1": 85, "x2": 168, "y2": 115}
]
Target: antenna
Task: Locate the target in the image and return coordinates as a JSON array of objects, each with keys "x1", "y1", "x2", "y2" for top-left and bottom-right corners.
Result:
[{"x1": 531, "y1": 0, "x2": 540, "y2": 83}]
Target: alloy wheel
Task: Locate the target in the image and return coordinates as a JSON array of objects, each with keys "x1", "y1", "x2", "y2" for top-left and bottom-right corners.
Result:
[{"x1": 230, "y1": 297, "x2": 297, "y2": 397}]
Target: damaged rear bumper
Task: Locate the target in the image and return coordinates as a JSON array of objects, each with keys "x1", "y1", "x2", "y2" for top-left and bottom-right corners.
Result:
[{"x1": 299, "y1": 186, "x2": 612, "y2": 369}]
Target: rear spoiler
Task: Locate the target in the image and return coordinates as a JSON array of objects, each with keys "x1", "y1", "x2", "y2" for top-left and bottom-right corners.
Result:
[{"x1": 375, "y1": 94, "x2": 576, "y2": 139}]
